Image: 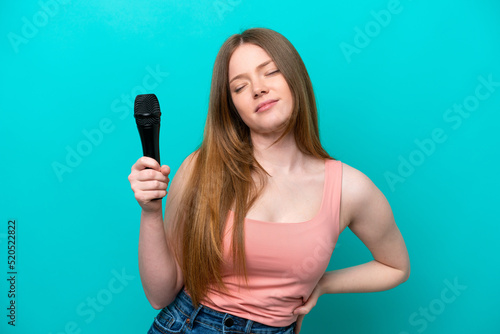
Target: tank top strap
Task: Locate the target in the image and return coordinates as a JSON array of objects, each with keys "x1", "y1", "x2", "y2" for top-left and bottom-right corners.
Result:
[{"x1": 321, "y1": 159, "x2": 342, "y2": 232}]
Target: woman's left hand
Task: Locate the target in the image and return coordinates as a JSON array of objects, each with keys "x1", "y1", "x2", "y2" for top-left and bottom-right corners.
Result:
[{"x1": 292, "y1": 283, "x2": 324, "y2": 333}]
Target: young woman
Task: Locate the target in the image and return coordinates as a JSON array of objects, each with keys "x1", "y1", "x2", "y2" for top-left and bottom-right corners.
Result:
[{"x1": 128, "y1": 28, "x2": 410, "y2": 334}]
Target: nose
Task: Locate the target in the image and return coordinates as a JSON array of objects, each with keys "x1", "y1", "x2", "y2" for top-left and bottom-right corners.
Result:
[{"x1": 253, "y1": 80, "x2": 269, "y2": 98}]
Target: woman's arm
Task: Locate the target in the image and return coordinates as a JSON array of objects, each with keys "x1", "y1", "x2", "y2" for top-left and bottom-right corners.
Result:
[
  {"x1": 138, "y1": 208, "x2": 182, "y2": 309},
  {"x1": 320, "y1": 162, "x2": 410, "y2": 294},
  {"x1": 133, "y1": 154, "x2": 195, "y2": 309},
  {"x1": 293, "y1": 163, "x2": 410, "y2": 332}
]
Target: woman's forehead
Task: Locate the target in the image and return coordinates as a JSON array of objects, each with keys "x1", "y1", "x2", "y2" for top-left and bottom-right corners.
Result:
[{"x1": 228, "y1": 44, "x2": 273, "y2": 79}]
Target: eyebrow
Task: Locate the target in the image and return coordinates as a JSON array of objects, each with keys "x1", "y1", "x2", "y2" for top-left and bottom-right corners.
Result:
[{"x1": 229, "y1": 59, "x2": 273, "y2": 84}]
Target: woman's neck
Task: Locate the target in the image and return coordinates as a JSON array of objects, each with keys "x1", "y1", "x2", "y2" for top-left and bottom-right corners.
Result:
[{"x1": 251, "y1": 131, "x2": 307, "y2": 175}]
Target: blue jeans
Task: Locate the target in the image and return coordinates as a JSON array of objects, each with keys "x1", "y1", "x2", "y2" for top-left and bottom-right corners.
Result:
[{"x1": 147, "y1": 288, "x2": 296, "y2": 333}]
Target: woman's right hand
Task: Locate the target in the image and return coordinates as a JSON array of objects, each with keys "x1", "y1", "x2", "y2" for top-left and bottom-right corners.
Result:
[{"x1": 128, "y1": 157, "x2": 171, "y2": 213}]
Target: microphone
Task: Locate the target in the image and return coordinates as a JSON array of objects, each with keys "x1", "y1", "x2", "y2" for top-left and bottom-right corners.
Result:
[{"x1": 134, "y1": 94, "x2": 161, "y2": 165}]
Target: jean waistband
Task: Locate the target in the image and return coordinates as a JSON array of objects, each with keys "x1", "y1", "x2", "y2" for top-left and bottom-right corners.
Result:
[{"x1": 172, "y1": 288, "x2": 295, "y2": 333}]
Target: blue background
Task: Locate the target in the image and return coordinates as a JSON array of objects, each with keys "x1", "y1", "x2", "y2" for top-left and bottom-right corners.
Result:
[{"x1": 1, "y1": 0, "x2": 499, "y2": 333}]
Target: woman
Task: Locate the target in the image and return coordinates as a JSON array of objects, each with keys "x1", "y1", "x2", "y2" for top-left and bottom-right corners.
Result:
[{"x1": 128, "y1": 28, "x2": 410, "y2": 334}]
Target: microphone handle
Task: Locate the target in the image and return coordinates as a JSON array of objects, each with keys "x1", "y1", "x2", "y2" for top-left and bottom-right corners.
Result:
[
  {"x1": 137, "y1": 124, "x2": 162, "y2": 201},
  {"x1": 138, "y1": 125, "x2": 160, "y2": 165}
]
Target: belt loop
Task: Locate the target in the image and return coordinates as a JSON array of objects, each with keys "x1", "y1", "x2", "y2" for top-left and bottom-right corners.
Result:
[
  {"x1": 244, "y1": 319, "x2": 254, "y2": 334},
  {"x1": 186, "y1": 304, "x2": 203, "y2": 330}
]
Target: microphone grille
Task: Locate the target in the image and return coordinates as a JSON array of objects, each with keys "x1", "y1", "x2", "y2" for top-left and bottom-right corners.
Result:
[{"x1": 134, "y1": 94, "x2": 161, "y2": 125}]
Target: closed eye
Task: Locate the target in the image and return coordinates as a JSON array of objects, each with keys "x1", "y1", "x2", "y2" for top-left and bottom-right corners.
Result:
[
  {"x1": 233, "y1": 70, "x2": 280, "y2": 93},
  {"x1": 267, "y1": 69, "x2": 280, "y2": 76}
]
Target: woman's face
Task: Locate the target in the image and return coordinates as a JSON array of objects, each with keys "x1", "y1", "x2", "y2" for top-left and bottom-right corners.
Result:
[{"x1": 228, "y1": 43, "x2": 294, "y2": 137}]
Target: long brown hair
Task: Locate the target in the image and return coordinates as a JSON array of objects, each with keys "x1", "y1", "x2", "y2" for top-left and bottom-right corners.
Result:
[{"x1": 171, "y1": 28, "x2": 333, "y2": 307}]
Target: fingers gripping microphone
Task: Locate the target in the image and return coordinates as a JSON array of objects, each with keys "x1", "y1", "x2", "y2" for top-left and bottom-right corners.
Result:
[{"x1": 134, "y1": 94, "x2": 161, "y2": 165}]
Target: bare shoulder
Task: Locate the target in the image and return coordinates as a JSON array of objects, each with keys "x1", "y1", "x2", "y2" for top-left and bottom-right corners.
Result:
[
  {"x1": 339, "y1": 161, "x2": 410, "y2": 277},
  {"x1": 168, "y1": 151, "x2": 199, "y2": 193},
  {"x1": 175, "y1": 151, "x2": 199, "y2": 179},
  {"x1": 340, "y1": 162, "x2": 378, "y2": 198},
  {"x1": 164, "y1": 151, "x2": 199, "y2": 222},
  {"x1": 339, "y1": 161, "x2": 390, "y2": 232}
]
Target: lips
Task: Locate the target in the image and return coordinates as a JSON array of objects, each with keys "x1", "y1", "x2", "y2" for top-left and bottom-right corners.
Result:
[{"x1": 255, "y1": 99, "x2": 278, "y2": 113}]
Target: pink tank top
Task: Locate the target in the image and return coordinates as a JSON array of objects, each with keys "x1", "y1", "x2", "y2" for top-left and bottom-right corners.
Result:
[{"x1": 185, "y1": 159, "x2": 342, "y2": 327}]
